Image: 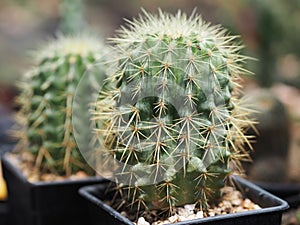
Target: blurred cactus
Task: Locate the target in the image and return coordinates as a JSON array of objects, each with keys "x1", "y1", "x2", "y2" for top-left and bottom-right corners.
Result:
[
  {"x1": 59, "y1": 0, "x2": 85, "y2": 35},
  {"x1": 244, "y1": 89, "x2": 290, "y2": 182},
  {"x1": 220, "y1": 0, "x2": 300, "y2": 87},
  {"x1": 14, "y1": 35, "x2": 106, "y2": 177},
  {"x1": 95, "y1": 9, "x2": 254, "y2": 216}
]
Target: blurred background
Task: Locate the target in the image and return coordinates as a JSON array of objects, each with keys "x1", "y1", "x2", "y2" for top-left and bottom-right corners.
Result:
[{"x1": 0, "y1": 0, "x2": 300, "y2": 184}]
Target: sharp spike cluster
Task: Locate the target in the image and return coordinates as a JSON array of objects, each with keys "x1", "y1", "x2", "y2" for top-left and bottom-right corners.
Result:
[{"x1": 94, "y1": 9, "x2": 254, "y2": 220}]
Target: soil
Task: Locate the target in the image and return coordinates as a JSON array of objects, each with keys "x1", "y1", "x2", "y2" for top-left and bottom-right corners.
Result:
[
  {"x1": 132, "y1": 186, "x2": 260, "y2": 225},
  {"x1": 5, "y1": 152, "x2": 89, "y2": 182}
]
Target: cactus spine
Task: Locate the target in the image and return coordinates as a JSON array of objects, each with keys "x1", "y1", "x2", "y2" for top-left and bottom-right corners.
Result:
[
  {"x1": 95, "y1": 9, "x2": 253, "y2": 215},
  {"x1": 15, "y1": 35, "x2": 105, "y2": 177}
]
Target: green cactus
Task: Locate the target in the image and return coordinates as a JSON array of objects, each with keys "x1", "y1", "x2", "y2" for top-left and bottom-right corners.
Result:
[
  {"x1": 95, "y1": 9, "x2": 253, "y2": 216},
  {"x1": 59, "y1": 0, "x2": 85, "y2": 35},
  {"x1": 15, "y1": 35, "x2": 106, "y2": 177}
]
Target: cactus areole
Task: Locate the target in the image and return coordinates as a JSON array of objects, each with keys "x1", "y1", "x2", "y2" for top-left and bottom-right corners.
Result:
[
  {"x1": 15, "y1": 35, "x2": 105, "y2": 177},
  {"x1": 95, "y1": 9, "x2": 253, "y2": 214}
]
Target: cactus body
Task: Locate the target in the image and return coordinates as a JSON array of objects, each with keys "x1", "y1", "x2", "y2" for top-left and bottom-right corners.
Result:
[
  {"x1": 15, "y1": 35, "x2": 105, "y2": 177},
  {"x1": 95, "y1": 10, "x2": 253, "y2": 215}
]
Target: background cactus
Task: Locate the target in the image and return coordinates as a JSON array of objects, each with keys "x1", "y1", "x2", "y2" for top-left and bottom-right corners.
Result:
[
  {"x1": 244, "y1": 89, "x2": 290, "y2": 182},
  {"x1": 58, "y1": 0, "x2": 85, "y2": 35},
  {"x1": 14, "y1": 35, "x2": 106, "y2": 177},
  {"x1": 95, "y1": 9, "x2": 254, "y2": 217}
]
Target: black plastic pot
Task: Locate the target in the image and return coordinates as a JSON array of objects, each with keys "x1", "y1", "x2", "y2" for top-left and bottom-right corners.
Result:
[
  {"x1": 2, "y1": 154, "x2": 106, "y2": 225},
  {"x1": 254, "y1": 181, "x2": 300, "y2": 208},
  {"x1": 0, "y1": 201, "x2": 8, "y2": 225},
  {"x1": 0, "y1": 144, "x2": 13, "y2": 225},
  {"x1": 79, "y1": 176, "x2": 289, "y2": 225}
]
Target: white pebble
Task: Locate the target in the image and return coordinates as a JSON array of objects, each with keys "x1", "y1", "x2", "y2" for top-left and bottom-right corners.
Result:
[
  {"x1": 178, "y1": 215, "x2": 189, "y2": 222},
  {"x1": 168, "y1": 215, "x2": 179, "y2": 223},
  {"x1": 177, "y1": 207, "x2": 188, "y2": 216},
  {"x1": 184, "y1": 204, "x2": 195, "y2": 212},
  {"x1": 253, "y1": 204, "x2": 261, "y2": 210},
  {"x1": 208, "y1": 211, "x2": 215, "y2": 217},
  {"x1": 137, "y1": 217, "x2": 150, "y2": 225},
  {"x1": 196, "y1": 211, "x2": 204, "y2": 218}
]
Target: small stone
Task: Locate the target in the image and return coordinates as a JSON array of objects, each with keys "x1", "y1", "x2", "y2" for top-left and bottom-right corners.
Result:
[
  {"x1": 243, "y1": 198, "x2": 253, "y2": 209},
  {"x1": 208, "y1": 211, "x2": 215, "y2": 217},
  {"x1": 253, "y1": 204, "x2": 261, "y2": 210},
  {"x1": 137, "y1": 217, "x2": 150, "y2": 225},
  {"x1": 214, "y1": 207, "x2": 222, "y2": 215},
  {"x1": 232, "y1": 199, "x2": 242, "y2": 206},
  {"x1": 120, "y1": 211, "x2": 128, "y2": 217},
  {"x1": 178, "y1": 215, "x2": 190, "y2": 222},
  {"x1": 177, "y1": 207, "x2": 189, "y2": 216},
  {"x1": 221, "y1": 186, "x2": 234, "y2": 195},
  {"x1": 168, "y1": 215, "x2": 179, "y2": 223},
  {"x1": 196, "y1": 211, "x2": 204, "y2": 219},
  {"x1": 125, "y1": 187, "x2": 260, "y2": 224},
  {"x1": 27, "y1": 174, "x2": 39, "y2": 182},
  {"x1": 222, "y1": 200, "x2": 232, "y2": 208},
  {"x1": 233, "y1": 206, "x2": 245, "y2": 213},
  {"x1": 41, "y1": 173, "x2": 57, "y2": 181},
  {"x1": 188, "y1": 214, "x2": 196, "y2": 220},
  {"x1": 184, "y1": 204, "x2": 195, "y2": 213},
  {"x1": 154, "y1": 220, "x2": 168, "y2": 225},
  {"x1": 177, "y1": 208, "x2": 184, "y2": 215},
  {"x1": 70, "y1": 171, "x2": 88, "y2": 180}
]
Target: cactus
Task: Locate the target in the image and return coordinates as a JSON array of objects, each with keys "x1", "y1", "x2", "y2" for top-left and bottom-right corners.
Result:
[
  {"x1": 59, "y1": 0, "x2": 85, "y2": 35},
  {"x1": 14, "y1": 35, "x2": 106, "y2": 177},
  {"x1": 244, "y1": 89, "x2": 290, "y2": 182},
  {"x1": 95, "y1": 9, "x2": 253, "y2": 216}
]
